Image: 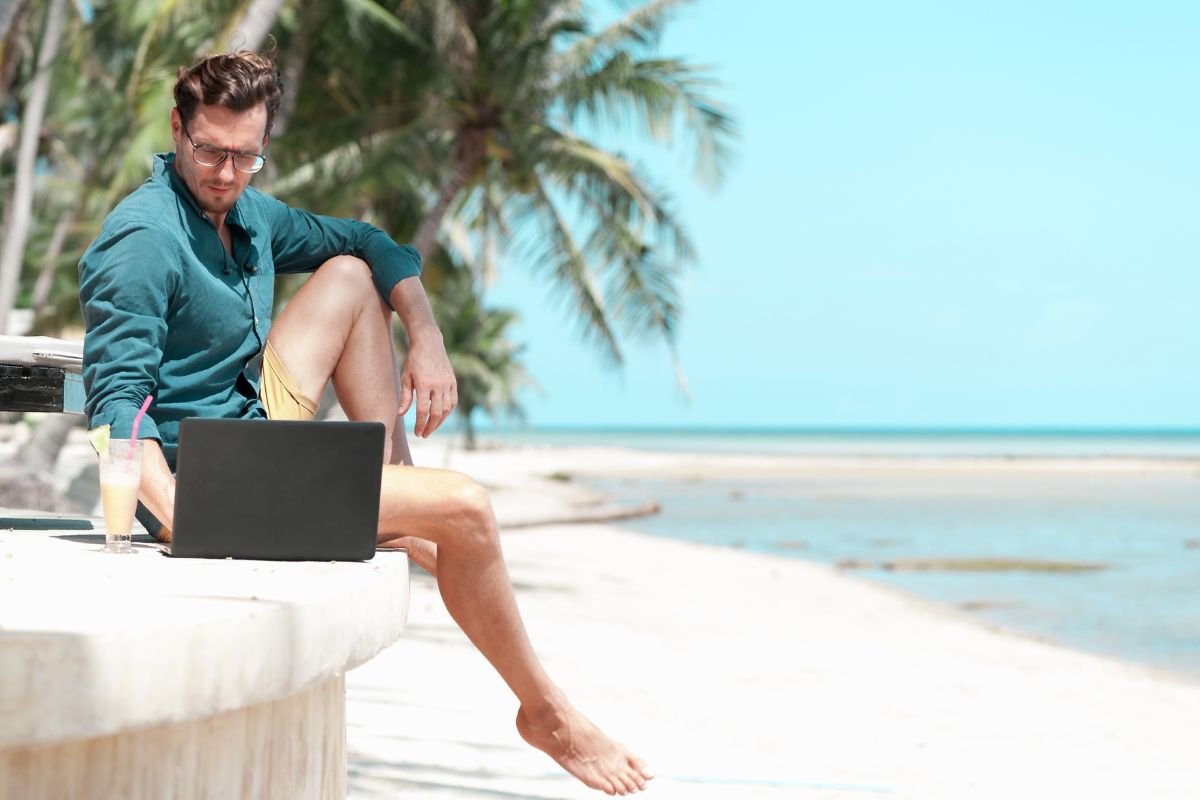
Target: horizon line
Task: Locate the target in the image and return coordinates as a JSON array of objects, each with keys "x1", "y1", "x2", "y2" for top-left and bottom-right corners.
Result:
[{"x1": 476, "y1": 425, "x2": 1200, "y2": 437}]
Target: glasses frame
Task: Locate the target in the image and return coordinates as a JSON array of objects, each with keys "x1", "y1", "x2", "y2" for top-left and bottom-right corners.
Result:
[{"x1": 181, "y1": 123, "x2": 269, "y2": 174}]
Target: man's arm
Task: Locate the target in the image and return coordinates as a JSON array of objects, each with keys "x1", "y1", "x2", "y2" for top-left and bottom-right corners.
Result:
[
  {"x1": 264, "y1": 195, "x2": 457, "y2": 436},
  {"x1": 390, "y1": 276, "x2": 457, "y2": 438},
  {"x1": 80, "y1": 226, "x2": 177, "y2": 530},
  {"x1": 139, "y1": 440, "x2": 176, "y2": 539},
  {"x1": 265, "y1": 195, "x2": 422, "y2": 299},
  {"x1": 79, "y1": 225, "x2": 175, "y2": 443}
]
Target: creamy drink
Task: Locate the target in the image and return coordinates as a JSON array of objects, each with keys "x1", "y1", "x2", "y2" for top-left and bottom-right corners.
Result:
[
  {"x1": 100, "y1": 474, "x2": 140, "y2": 550},
  {"x1": 98, "y1": 439, "x2": 143, "y2": 554}
]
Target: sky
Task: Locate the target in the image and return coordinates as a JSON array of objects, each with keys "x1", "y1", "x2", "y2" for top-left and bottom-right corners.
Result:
[{"x1": 491, "y1": 1, "x2": 1200, "y2": 431}]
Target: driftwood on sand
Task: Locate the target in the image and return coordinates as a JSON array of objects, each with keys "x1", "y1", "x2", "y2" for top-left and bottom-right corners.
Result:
[{"x1": 498, "y1": 499, "x2": 661, "y2": 530}]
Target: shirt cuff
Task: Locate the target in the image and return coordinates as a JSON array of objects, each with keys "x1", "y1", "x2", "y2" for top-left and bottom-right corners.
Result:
[
  {"x1": 369, "y1": 243, "x2": 422, "y2": 307},
  {"x1": 91, "y1": 404, "x2": 162, "y2": 444}
]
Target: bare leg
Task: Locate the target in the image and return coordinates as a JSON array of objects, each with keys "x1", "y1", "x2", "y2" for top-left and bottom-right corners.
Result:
[
  {"x1": 269, "y1": 257, "x2": 651, "y2": 794},
  {"x1": 269, "y1": 257, "x2": 429, "y2": 568},
  {"x1": 268, "y1": 256, "x2": 409, "y2": 464},
  {"x1": 376, "y1": 467, "x2": 651, "y2": 795}
]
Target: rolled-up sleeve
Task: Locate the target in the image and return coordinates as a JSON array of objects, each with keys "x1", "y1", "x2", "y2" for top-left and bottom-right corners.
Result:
[
  {"x1": 264, "y1": 194, "x2": 422, "y2": 304},
  {"x1": 79, "y1": 226, "x2": 176, "y2": 442}
]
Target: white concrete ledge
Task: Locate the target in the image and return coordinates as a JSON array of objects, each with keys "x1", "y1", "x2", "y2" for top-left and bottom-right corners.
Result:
[
  {"x1": 5, "y1": 676, "x2": 349, "y2": 799},
  {"x1": 0, "y1": 523, "x2": 408, "y2": 793}
]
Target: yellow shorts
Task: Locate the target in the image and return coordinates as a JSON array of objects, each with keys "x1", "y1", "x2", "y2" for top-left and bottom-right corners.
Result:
[{"x1": 260, "y1": 341, "x2": 319, "y2": 421}]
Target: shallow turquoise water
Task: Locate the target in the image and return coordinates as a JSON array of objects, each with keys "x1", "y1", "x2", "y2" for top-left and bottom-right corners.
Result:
[
  {"x1": 579, "y1": 471, "x2": 1200, "y2": 680},
  {"x1": 486, "y1": 430, "x2": 1200, "y2": 680}
]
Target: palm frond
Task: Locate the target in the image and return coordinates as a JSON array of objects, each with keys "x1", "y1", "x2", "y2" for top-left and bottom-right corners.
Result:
[
  {"x1": 558, "y1": 53, "x2": 735, "y2": 187},
  {"x1": 534, "y1": 127, "x2": 697, "y2": 269},
  {"x1": 339, "y1": 0, "x2": 424, "y2": 48},
  {"x1": 569, "y1": 178, "x2": 685, "y2": 344},
  {"x1": 533, "y1": 124, "x2": 655, "y2": 214},
  {"x1": 559, "y1": 0, "x2": 690, "y2": 70},
  {"x1": 519, "y1": 178, "x2": 623, "y2": 365}
]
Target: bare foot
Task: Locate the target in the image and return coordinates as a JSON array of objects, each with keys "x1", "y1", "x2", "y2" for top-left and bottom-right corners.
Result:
[
  {"x1": 516, "y1": 702, "x2": 653, "y2": 795},
  {"x1": 380, "y1": 535, "x2": 438, "y2": 577}
]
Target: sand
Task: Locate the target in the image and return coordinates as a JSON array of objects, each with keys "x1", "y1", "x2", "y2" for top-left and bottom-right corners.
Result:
[{"x1": 341, "y1": 439, "x2": 1200, "y2": 800}]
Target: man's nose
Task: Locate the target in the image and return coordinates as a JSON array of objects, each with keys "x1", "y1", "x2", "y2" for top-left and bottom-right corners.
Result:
[{"x1": 216, "y1": 156, "x2": 237, "y2": 181}]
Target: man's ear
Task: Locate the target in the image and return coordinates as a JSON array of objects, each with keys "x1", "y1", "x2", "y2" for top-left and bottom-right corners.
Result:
[{"x1": 169, "y1": 108, "x2": 182, "y2": 143}]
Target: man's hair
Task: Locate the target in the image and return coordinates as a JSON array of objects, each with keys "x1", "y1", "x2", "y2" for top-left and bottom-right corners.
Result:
[{"x1": 173, "y1": 50, "x2": 284, "y2": 135}]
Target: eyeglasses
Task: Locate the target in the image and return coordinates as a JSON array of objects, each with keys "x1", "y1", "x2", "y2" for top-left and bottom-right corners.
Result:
[{"x1": 182, "y1": 124, "x2": 268, "y2": 174}]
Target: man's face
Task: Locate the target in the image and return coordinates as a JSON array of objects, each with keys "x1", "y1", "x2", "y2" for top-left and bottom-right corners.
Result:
[{"x1": 170, "y1": 103, "x2": 268, "y2": 218}]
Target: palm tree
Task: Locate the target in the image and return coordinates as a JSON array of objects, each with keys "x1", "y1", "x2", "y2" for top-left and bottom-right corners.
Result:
[
  {"x1": 0, "y1": 0, "x2": 69, "y2": 334},
  {"x1": 274, "y1": 0, "x2": 735, "y2": 374},
  {"x1": 1, "y1": 0, "x2": 735, "y2": 495}
]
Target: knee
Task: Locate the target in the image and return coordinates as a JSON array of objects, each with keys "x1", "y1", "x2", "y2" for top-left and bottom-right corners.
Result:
[
  {"x1": 317, "y1": 256, "x2": 377, "y2": 302},
  {"x1": 446, "y1": 476, "x2": 498, "y2": 546}
]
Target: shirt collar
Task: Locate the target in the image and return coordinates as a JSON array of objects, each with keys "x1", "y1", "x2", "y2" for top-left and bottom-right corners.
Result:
[{"x1": 153, "y1": 152, "x2": 252, "y2": 233}]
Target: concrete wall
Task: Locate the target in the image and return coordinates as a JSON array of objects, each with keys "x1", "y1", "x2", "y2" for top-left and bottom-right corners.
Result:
[{"x1": 0, "y1": 527, "x2": 410, "y2": 798}]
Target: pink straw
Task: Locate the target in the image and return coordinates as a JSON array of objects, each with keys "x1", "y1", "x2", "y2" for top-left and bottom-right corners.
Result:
[{"x1": 128, "y1": 394, "x2": 153, "y2": 461}]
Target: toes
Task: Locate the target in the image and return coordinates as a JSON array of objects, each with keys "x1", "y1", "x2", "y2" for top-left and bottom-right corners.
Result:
[
  {"x1": 625, "y1": 768, "x2": 646, "y2": 794},
  {"x1": 619, "y1": 755, "x2": 650, "y2": 791},
  {"x1": 604, "y1": 766, "x2": 630, "y2": 796}
]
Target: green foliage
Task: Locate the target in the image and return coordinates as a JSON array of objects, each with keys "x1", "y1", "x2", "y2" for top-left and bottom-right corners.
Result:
[
  {"x1": 1, "y1": 0, "x2": 735, "y2": 425},
  {"x1": 433, "y1": 265, "x2": 537, "y2": 448},
  {"x1": 271, "y1": 0, "x2": 736, "y2": 372}
]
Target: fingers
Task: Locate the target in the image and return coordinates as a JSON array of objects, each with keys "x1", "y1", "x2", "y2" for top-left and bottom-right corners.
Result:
[
  {"x1": 398, "y1": 339, "x2": 458, "y2": 437},
  {"x1": 397, "y1": 374, "x2": 414, "y2": 416},
  {"x1": 411, "y1": 384, "x2": 456, "y2": 438},
  {"x1": 413, "y1": 386, "x2": 433, "y2": 438},
  {"x1": 410, "y1": 388, "x2": 451, "y2": 438},
  {"x1": 427, "y1": 390, "x2": 445, "y2": 436}
]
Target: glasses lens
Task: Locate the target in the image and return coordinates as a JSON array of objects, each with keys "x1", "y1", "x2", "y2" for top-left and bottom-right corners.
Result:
[
  {"x1": 232, "y1": 154, "x2": 266, "y2": 174},
  {"x1": 193, "y1": 145, "x2": 227, "y2": 167}
]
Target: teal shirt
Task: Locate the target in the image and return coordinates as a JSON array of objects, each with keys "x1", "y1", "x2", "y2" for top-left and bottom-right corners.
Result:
[{"x1": 79, "y1": 153, "x2": 421, "y2": 466}]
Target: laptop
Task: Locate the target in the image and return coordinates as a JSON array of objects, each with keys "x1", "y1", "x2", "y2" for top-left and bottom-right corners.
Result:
[{"x1": 167, "y1": 418, "x2": 384, "y2": 561}]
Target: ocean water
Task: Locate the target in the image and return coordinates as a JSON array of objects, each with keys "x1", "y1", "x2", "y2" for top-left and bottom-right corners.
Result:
[
  {"x1": 485, "y1": 429, "x2": 1200, "y2": 681},
  {"x1": 482, "y1": 427, "x2": 1200, "y2": 458}
]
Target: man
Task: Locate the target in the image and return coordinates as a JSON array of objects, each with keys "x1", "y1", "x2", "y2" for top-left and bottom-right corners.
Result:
[{"x1": 79, "y1": 50, "x2": 651, "y2": 797}]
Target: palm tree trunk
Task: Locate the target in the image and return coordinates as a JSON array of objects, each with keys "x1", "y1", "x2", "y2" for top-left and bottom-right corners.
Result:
[
  {"x1": 14, "y1": 412, "x2": 80, "y2": 475},
  {"x1": 31, "y1": 206, "x2": 73, "y2": 314},
  {"x1": 0, "y1": 0, "x2": 65, "y2": 335},
  {"x1": 234, "y1": 0, "x2": 288, "y2": 52},
  {"x1": 463, "y1": 408, "x2": 477, "y2": 451},
  {"x1": 32, "y1": 155, "x2": 93, "y2": 318},
  {"x1": 0, "y1": 0, "x2": 32, "y2": 98},
  {"x1": 0, "y1": 0, "x2": 22, "y2": 40},
  {"x1": 273, "y1": 24, "x2": 308, "y2": 137},
  {"x1": 256, "y1": 22, "x2": 308, "y2": 192},
  {"x1": 412, "y1": 131, "x2": 486, "y2": 259}
]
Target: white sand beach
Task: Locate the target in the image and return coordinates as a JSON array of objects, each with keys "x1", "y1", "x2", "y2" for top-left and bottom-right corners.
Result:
[
  {"x1": 344, "y1": 439, "x2": 1200, "y2": 800},
  {"x1": 9, "y1": 426, "x2": 1199, "y2": 798}
]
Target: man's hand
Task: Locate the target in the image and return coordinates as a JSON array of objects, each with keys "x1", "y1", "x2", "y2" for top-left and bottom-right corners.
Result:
[
  {"x1": 398, "y1": 330, "x2": 457, "y2": 438},
  {"x1": 138, "y1": 438, "x2": 176, "y2": 537},
  {"x1": 391, "y1": 276, "x2": 457, "y2": 438}
]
